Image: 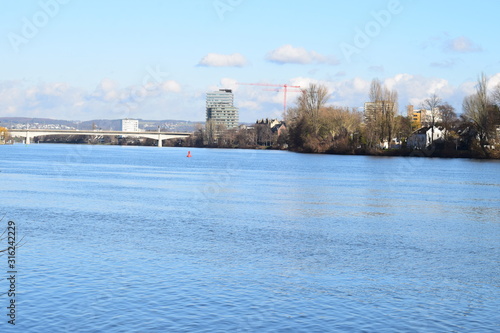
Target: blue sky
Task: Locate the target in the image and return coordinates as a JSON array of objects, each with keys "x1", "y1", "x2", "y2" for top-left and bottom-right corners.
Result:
[{"x1": 1, "y1": 0, "x2": 499, "y2": 122}]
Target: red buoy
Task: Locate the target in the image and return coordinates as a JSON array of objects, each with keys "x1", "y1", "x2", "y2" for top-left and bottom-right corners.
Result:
[{"x1": 187, "y1": 151, "x2": 192, "y2": 158}]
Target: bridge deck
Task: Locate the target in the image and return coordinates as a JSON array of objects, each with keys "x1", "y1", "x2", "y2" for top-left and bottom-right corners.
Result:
[{"x1": 8, "y1": 129, "x2": 192, "y2": 147}]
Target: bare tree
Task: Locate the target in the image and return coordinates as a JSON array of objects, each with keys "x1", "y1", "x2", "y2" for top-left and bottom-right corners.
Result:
[
  {"x1": 284, "y1": 106, "x2": 300, "y2": 124},
  {"x1": 366, "y1": 78, "x2": 398, "y2": 148},
  {"x1": 438, "y1": 103, "x2": 457, "y2": 123},
  {"x1": 297, "y1": 83, "x2": 329, "y2": 135},
  {"x1": 395, "y1": 115, "x2": 412, "y2": 145},
  {"x1": 385, "y1": 89, "x2": 399, "y2": 147},
  {"x1": 438, "y1": 103, "x2": 457, "y2": 141},
  {"x1": 255, "y1": 123, "x2": 273, "y2": 146},
  {"x1": 366, "y1": 79, "x2": 384, "y2": 147},
  {"x1": 204, "y1": 119, "x2": 216, "y2": 146},
  {"x1": 463, "y1": 73, "x2": 495, "y2": 155},
  {"x1": 321, "y1": 106, "x2": 362, "y2": 139},
  {"x1": 423, "y1": 93, "x2": 442, "y2": 144},
  {"x1": 493, "y1": 82, "x2": 500, "y2": 107},
  {"x1": 369, "y1": 78, "x2": 383, "y2": 103},
  {"x1": 235, "y1": 127, "x2": 256, "y2": 147},
  {"x1": 494, "y1": 83, "x2": 500, "y2": 141}
]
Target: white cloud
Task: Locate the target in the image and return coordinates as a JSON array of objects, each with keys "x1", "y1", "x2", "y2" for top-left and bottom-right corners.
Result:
[
  {"x1": 383, "y1": 74, "x2": 456, "y2": 108},
  {"x1": 266, "y1": 44, "x2": 340, "y2": 65},
  {"x1": 237, "y1": 100, "x2": 260, "y2": 110},
  {"x1": 287, "y1": 76, "x2": 368, "y2": 108},
  {"x1": 197, "y1": 53, "x2": 247, "y2": 67},
  {"x1": 487, "y1": 73, "x2": 500, "y2": 90},
  {"x1": 219, "y1": 78, "x2": 238, "y2": 90},
  {"x1": 161, "y1": 80, "x2": 182, "y2": 93},
  {"x1": 422, "y1": 34, "x2": 482, "y2": 54},
  {"x1": 445, "y1": 36, "x2": 482, "y2": 53},
  {"x1": 91, "y1": 78, "x2": 120, "y2": 102},
  {"x1": 286, "y1": 74, "x2": 462, "y2": 112},
  {"x1": 0, "y1": 79, "x2": 184, "y2": 121},
  {"x1": 206, "y1": 78, "x2": 239, "y2": 94},
  {"x1": 458, "y1": 80, "x2": 478, "y2": 97},
  {"x1": 289, "y1": 77, "x2": 322, "y2": 90}
]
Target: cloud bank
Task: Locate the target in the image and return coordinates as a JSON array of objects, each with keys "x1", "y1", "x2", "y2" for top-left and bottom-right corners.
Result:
[
  {"x1": 0, "y1": 79, "x2": 185, "y2": 121},
  {"x1": 2, "y1": 73, "x2": 499, "y2": 122}
]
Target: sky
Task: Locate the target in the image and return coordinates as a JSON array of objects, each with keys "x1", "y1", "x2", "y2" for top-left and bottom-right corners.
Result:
[{"x1": 1, "y1": 0, "x2": 500, "y2": 123}]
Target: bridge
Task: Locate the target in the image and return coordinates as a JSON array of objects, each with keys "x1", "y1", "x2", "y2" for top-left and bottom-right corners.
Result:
[{"x1": 9, "y1": 129, "x2": 192, "y2": 147}]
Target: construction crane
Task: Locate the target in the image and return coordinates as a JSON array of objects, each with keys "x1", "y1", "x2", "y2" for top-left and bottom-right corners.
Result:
[{"x1": 237, "y1": 83, "x2": 303, "y2": 113}]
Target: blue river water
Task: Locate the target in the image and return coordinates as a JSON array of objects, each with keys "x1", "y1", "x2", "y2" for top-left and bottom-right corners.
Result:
[{"x1": 1, "y1": 144, "x2": 499, "y2": 332}]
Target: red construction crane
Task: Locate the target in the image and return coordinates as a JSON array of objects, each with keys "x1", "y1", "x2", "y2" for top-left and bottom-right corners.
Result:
[{"x1": 237, "y1": 82, "x2": 303, "y2": 113}]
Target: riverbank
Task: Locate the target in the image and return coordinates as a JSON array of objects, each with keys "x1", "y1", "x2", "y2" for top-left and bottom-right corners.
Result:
[
  {"x1": 323, "y1": 147, "x2": 500, "y2": 159},
  {"x1": 10, "y1": 136, "x2": 500, "y2": 159}
]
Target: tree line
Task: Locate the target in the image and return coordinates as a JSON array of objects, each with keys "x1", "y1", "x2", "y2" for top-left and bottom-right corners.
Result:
[{"x1": 281, "y1": 74, "x2": 500, "y2": 158}]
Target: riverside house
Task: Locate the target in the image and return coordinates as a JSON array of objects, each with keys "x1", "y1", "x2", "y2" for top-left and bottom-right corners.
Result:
[{"x1": 408, "y1": 126, "x2": 446, "y2": 149}]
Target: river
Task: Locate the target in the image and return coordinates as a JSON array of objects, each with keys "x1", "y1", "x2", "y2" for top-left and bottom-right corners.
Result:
[{"x1": 1, "y1": 144, "x2": 499, "y2": 332}]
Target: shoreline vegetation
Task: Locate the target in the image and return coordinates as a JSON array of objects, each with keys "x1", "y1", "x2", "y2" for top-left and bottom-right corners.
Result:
[
  {"x1": 181, "y1": 73, "x2": 500, "y2": 160},
  {"x1": 3, "y1": 74, "x2": 500, "y2": 159},
  {"x1": 4, "y1": 128, "x2": 500, "y2": 159},
  {"x1": 6, "y1": 123, "x2": 499, "y2": 160},
  {"x1": 7, "y1": 138, "x2": 499, "y2": 160}
]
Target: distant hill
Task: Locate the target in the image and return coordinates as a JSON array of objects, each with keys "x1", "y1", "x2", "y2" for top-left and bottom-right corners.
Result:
[
  {"x1": 0, "y1": 117, "x2": 77, "y2": 128},
  {"x1": 0, "y1": 117, "x2": 203, "y2": 132},
  {"x1": 79, "y1": 119, "x2": 121, "y2": 131}
]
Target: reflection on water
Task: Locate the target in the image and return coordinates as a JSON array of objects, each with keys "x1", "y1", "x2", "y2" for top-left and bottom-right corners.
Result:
[{"x1": 1, "y1": 144, "x2": 499, "y2": 332}]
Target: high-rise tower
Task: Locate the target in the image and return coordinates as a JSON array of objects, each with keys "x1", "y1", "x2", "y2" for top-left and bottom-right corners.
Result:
[{"x1": 206, "y1": 89, "x2": 239, "y2": 129}]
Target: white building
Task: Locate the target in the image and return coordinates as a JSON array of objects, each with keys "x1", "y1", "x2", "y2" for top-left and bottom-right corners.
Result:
[
  {"x1": 408, "y1": 126, "x2": 446, "y2": 149},
  {"x1": 122, "y1": 119, "x2": 139, "y2": 132}
]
